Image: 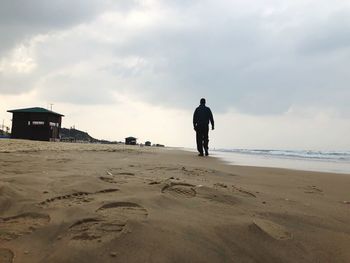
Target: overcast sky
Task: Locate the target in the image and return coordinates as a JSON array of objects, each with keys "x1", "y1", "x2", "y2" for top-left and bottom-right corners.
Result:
[{"x1": 1, "y1": 0, "x2": 350, "y2": 150}]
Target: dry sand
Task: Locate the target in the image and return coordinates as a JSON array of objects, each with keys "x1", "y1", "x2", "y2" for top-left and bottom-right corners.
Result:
[{"x1": 1, "y1": 139, "x2": 350, "y2": 263}]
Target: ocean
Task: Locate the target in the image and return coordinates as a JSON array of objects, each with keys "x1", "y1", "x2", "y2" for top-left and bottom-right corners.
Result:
[{"x1": 191, "y1": 148, "x2": 350, "y2": 174}]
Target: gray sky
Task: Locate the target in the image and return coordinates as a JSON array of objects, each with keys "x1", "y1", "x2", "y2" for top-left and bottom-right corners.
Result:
[{"x1": 1, "y1": 0, "x2": 350, "y2": 150}]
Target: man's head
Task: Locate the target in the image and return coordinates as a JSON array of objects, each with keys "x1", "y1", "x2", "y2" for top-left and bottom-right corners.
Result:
[{"x1": 200, "y1": 98, "x2": 206, "y2": 105}]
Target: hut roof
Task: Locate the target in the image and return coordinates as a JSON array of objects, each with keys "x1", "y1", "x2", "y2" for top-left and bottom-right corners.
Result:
[
  {"x1": 125, "y1": 136, "x2": 137, "y2": 140},
  {"x1": 7, "y1": 107, "x2": 64, "y2": 117}
]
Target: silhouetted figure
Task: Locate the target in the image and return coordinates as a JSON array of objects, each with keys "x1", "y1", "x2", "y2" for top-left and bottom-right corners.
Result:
[{"x1": 193, "y1": 98, "x2": 214, "y2": 156}]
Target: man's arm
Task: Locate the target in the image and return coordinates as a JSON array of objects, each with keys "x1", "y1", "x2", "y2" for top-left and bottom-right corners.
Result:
[
  {"x1": 209, "y1": 108, "x2": 214, "y2": 130},
  {"x1": 193, "y1": 108, "x2": 198, "y2": 130}
]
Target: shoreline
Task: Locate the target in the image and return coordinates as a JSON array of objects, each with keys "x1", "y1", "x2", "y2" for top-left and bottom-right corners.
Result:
[
  {"x1": 182, "y1": 147, "x2": 350, "y2": 175},
  {"x1": 1, "y1": 140, "x2": 350, "y2": 262}
]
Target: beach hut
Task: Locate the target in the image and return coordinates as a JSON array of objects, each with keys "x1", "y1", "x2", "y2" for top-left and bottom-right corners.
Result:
[
  {"x1": 7, "y1": 107, "x2": 64, "y2": 141},
  {"x1": 145, "y1": 141, "x2": 151, "y2": 146},
  {"x1": 125, "y1": 136, "x2": 137, "y2": 145}
]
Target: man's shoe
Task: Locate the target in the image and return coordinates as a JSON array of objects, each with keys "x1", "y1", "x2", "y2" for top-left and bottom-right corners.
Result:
[
  {"x1": 198, "y1": 153, "x2": 204, "y2": 156},
  {"x1": 205, "y1": 151, "x2": 209, "y2": 156}
]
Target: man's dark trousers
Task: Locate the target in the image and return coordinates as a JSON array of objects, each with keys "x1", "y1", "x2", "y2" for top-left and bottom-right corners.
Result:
[{"x1": 196, "y1": 125, "x2": 209, "y2": 154}]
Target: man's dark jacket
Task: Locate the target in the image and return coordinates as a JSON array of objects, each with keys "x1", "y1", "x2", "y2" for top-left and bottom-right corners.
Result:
[{"x1": 193, "y1": 104, "x2": 214, "y2": 130}]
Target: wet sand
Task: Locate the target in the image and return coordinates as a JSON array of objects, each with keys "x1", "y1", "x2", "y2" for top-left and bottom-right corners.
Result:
[{"x1": 1, "y1": 139, "x2": 350, "y2": 263}]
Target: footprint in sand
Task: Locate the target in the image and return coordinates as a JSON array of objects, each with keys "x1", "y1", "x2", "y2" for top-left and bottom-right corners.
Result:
[
  {"x1": 116, "y1": 172, "x2": 135, "y2": 176},
  {"x1": 67, "y1": 218, "x2": 126, "y2": 244},
  {"x1": 66, "y1": 202, "x2": 148, "y2": 245},
  {"x1": 39, "y1": 189, "x2": 119, "y2": 208},
  {"x1": 0, "y1": 212, "x2": 50, "y2": 241},
  {"x1": 181, "y1": 167, "x2": 204, "y2": 177},
  {"x1": 161, "y1": 182, "x2": 240, "y2": 205},
  {"x1": 231, "y1": 185, "x2": 257, "y2": 198},
  {"x1": 250, "y1": 218, "x2": 292, "y2": 241},
  {"x1": 107, "y1": 170, "x2": 135, "y2": 177},
  {"x1": 99, "y1": 176, "x2": 127, "y2": 185},
  {"x1": 96, "y1": 189, "x2": 119, "y2": 194},
  {"x1": 161, "y1": 182, "x2": 197, "y2": 198},
  {"x1": 0, "y1": 248, "x2": 14, "y2": 263},
  {"x1": 214, "y1": 183, "x2": 228, "y2": 189},
  {"x1": 196, "y1": 186, "x2": 240, "y2": 205},
  {"x1": 148, "y1": 180, "x2": 161, "y2": 185},
  {"x1": 304, "y1": 185, "x2": 323, "y2": 194},
  {"x1": 99, "y1": 176, "x2": 118, "y2": 184},
  {"x1": 47, "y1": 158, "x2": 71, "y2": 164},
  {"x1": 97, "y1": 202, "x2": 148, "y2": 221}
]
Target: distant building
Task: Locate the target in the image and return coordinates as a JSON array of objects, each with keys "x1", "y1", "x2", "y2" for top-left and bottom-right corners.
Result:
[
  {"x1": 7, "y1": 107, "x2": 64, "y2": 141},
  {"x1": 145, "y1": 141, "x2": 151, "y2": 146},
  {"x1": 125, "y1": 136, "x2": 137, "y2": 145}
]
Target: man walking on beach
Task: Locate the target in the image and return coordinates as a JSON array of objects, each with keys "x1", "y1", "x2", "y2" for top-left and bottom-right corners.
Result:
[{"x1": 193, "y1": 98, "x2": 214, "y2": 156}]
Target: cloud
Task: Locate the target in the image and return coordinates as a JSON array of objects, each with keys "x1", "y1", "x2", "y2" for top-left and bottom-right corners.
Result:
[
  {"x1": 0, "y1": 0, "x2": 138, "y2": 55},
  {"x1": 1, "y1": 0, "x2": 350, "y2": 116},
  {"x1": 297, "y1": 6, "x2": 350, "y2": 54}
]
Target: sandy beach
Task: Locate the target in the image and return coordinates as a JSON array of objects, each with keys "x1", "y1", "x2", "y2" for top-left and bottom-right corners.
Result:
[{"x1": 1, "y1": 139, "x2": 350, "y2": 263}]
